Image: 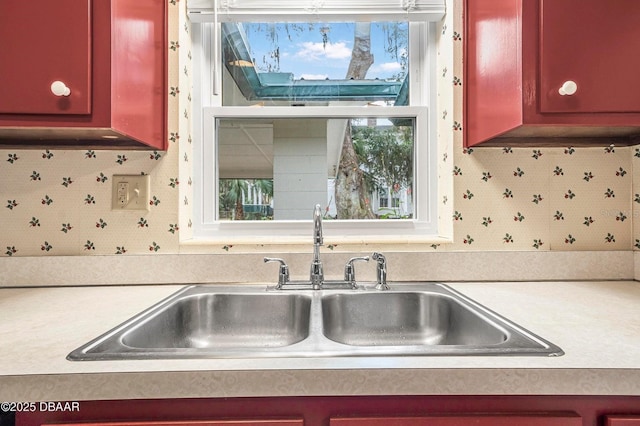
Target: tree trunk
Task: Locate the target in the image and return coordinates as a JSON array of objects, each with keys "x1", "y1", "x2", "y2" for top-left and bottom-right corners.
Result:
[
  {"x1": 234, "y1": 196, "x2": 245, "y2": 220},
  {"x1": 335, "y1": 22, "x2": 376, "y2": 219},
  {"x1": 346, "y1": 23, "x2": 374, "y2": 80},
  {"x1": 335, "y1": 122, "x2": 376, "y2": 219}
]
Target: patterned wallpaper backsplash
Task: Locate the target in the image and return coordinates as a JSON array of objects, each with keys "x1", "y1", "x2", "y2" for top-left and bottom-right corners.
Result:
[{"x1": 0, "y1": 0, "x2": 637, "y2": 256}]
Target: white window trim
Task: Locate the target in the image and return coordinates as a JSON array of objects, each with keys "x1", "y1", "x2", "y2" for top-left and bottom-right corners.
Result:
[
  {"x1": 190, "y1": 20, "x2": 440, "y2": 245},
  {"x1": 187, "y1": 0, "x2": 446, "y2": 23}
]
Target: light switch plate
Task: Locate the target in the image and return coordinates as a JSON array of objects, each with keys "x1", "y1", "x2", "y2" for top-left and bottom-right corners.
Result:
[{"x1": 112, "y1": 174, "x2": 150, "y2": 211}]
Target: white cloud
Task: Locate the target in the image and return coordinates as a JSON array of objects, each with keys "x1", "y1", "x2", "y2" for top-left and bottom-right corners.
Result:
[
  {"x1": 295, "y1": 41, "x2": 352, "y2": 61},
  {"x1": 299, "y1": 74, "x2": 329, "y2": 80},
  {"x1": 375, "y1": 62, "x2": 402, "y2": 72}
]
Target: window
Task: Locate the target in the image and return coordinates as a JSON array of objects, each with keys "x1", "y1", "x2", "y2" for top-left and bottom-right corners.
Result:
[
  {"x1": 221, "y1": 21, "x2": 409, "y2": 107},
  {"x1": 190, "y1": 0, "x2": 443, "y2": 242},
  {"x1": 215, "y1": 116, "x2": 414, "y2": 221}
]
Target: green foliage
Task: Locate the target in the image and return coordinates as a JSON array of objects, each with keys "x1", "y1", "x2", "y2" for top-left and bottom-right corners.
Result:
[
  {"x1": 219, "y1": 179, "x2": 273, "y2": 220},
  {"x1": 351, "y1": 123, "x2": 414, "y2": 196}
]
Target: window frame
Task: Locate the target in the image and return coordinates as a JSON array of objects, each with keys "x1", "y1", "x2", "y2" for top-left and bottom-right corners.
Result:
[{"x1": 191, "y1": 19, "x2": 440, "y2": 244}]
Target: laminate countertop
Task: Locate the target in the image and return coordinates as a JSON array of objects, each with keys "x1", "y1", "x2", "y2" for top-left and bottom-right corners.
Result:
[{"x1": 1, "y1": 280, "x2": 639, "y2": 401}]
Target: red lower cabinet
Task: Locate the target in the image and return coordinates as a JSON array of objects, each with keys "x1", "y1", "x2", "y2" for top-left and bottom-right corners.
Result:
[
  {"x1": 606, "y1": 416, "x2": 640, "y2": 426},
  {"x1": 14, "y1": 396, "x2": 640, "y2": 426},
  {"x1": 50, "y1": 423, "x2": 302, "y2": 426},
  {"x1": 330, "y1": 414, "x2": 582, "y2": 426}
]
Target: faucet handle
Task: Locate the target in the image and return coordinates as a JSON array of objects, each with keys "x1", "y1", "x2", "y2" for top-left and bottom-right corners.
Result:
[
  {"x1": 264, "y1": 257, "x2": 290, "y2": 289},
  {"x1": 344, "y1": 256, "x2": 370, "y2": 289},
  {"x1": 372, "y1": 252, "x2": 390, "y2": 291}
]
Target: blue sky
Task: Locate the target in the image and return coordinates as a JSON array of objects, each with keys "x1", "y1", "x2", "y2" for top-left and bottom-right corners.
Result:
[{"x1": 243, "y1": 22, "x2": 408, "y2": 81}]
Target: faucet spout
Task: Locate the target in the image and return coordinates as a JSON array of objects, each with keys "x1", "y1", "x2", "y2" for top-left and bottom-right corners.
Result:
[
  {"x1": 313, "y1": 204, "x2": 323, "y2": 246},
  {"x1": 310, "y1": 204, "x2": 324, "y2": 289}
]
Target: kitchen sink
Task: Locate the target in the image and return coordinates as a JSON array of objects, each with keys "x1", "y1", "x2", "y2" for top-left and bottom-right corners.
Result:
[
  {"x1": 68, "y1": 283, "x2": 563, "y2": 360},
  {"x1": 321, "y1": 292, "x2": 507, "y2": 346},
  {"x1": 121, "y1": 292, "x2": 311, "y2": 349}
]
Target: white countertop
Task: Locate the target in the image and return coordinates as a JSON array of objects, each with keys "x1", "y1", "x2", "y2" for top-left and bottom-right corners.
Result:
[{"x1": 1, "y1": 281, "x2": 639, "y2": 401}]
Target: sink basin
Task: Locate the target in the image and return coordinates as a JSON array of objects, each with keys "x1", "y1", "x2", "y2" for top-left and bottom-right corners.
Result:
[
  {"x1": 68, "y1": 283, "x2": 563, "y2": 360},
  {"x1": 68, "y1": 287, "x2": 312, "y2": 359},
  {"x1": 322, "y1": 292, "x2": 507, "y2": 346},
  {"x1": 122, "y1": 293, "x2": 311, "y2": 349}
]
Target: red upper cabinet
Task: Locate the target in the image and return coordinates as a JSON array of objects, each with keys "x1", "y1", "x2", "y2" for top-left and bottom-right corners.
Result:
[
  {"x1": 0, "y1": 0, "x2": 167, "y2": 150},
  {"x1": 539, "y1": 0, "x2": 640, "y2": 114},
  {"x1": 464, "y1": 0, "x2": 640, "y2": 147},
  {"x1": 0, "y1": 0, "x2": 92, "y2": 115}
]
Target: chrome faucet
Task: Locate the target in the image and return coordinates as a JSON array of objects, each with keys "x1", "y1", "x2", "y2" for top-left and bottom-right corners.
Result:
[
  {"x1": 265, "y1": 206, "x2": 390, "y2": 291},
  {"x1": 310, "y1": 204, "x2": 324, "y2": 289}
]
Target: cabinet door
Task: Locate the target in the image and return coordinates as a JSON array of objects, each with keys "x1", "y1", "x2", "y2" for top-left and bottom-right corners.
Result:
[
  {"x1": 464, "y1": 0, "x2": 524, "y2": 145},
  {"x1": 0, "y1": 0, "x2": 91, "y2": 115},
  {"x1": 331, "y1": 415, "x2": 582, "y2": 426},
  {"x1": 48, "y1": 421, "x2": 303, "y2": 426},
  {"x1": 539, "y1": 0, "x2": 640, "y2": 113},
  {"x1": 606, "y1": 416, "x2": 640, "y2": 426}
]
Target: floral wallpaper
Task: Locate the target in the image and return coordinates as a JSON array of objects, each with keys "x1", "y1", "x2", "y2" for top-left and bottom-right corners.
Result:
[
  {"x1": 443, "y1": 0, "x2": 634, "y2": 252},
  {"x1": 448, "y1": 145, "x2": 633, "y2": 251},
  {"x1": 0, "y1": 0, "x2": 188, "y2": 257},
  {"x1": 0, "y1": 149, "x2": 180, "y2": 256},
  {"x1": 0, "y1": 0, "x2": 637, "y2": 257}
]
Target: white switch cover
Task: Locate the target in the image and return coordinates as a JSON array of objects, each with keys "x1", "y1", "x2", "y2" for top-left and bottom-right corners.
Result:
[{"x1": 112, "y1": 174, "x2": 150, "y2": 211}]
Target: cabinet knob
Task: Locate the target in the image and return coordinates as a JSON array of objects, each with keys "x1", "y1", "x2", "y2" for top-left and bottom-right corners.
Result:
[
  {"x1": 50, "y1": 81, "x2": 71, "y2": 97},
  {"x1": 558, "y1": 80, "x2": 578, "y2": 96}
]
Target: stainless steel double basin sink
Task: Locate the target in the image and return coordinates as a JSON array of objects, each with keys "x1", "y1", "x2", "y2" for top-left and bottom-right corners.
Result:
[{"x1": 68, "y1": 283, "x2": 563, "y2": 360}]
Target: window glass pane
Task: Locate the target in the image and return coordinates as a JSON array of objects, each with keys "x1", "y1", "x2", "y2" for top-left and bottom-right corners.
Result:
[
  {"x1": 221, "y1": 22, "x2": 409, "y2": 106},
  {"x1": 217, "y1": 117, "x2": 414, "y2": 220}
]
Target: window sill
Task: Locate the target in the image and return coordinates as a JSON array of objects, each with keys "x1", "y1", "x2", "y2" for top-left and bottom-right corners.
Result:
[{"x1": 179, "y1": 234, "x2": 453, "y2": 254}]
